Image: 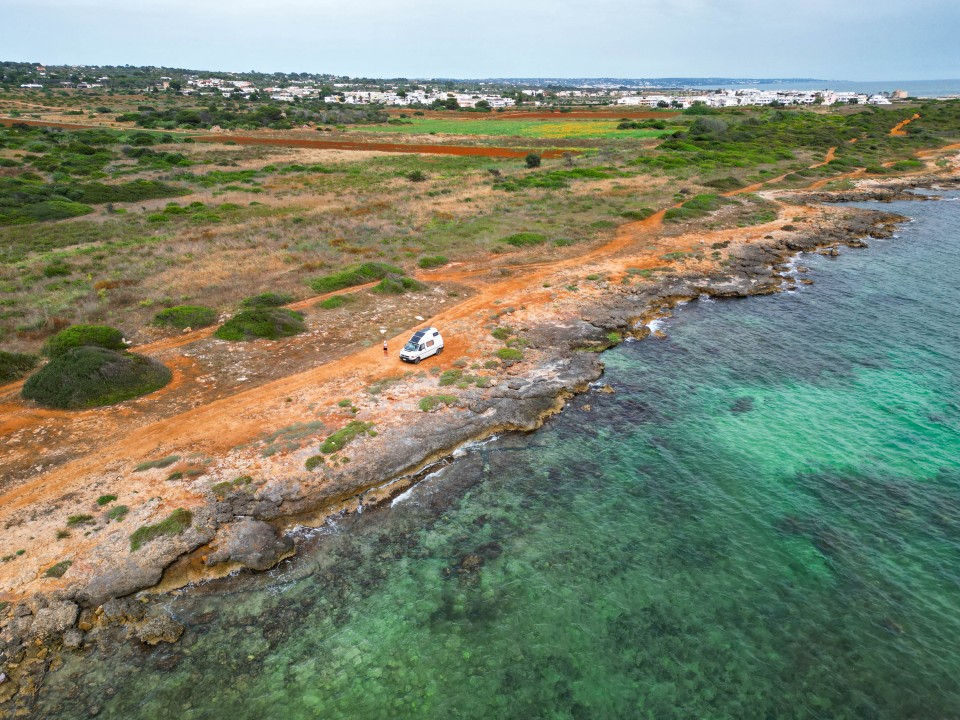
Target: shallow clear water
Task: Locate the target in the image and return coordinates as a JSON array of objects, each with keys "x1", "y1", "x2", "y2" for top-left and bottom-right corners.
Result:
[{"x1": 37, "y1": 196, "x2": 960, "y2": 719}]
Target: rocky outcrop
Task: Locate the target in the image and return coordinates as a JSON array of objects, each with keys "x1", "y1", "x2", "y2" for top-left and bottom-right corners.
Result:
[
  {"x1": 29, "y1": 601, "x2": 79, "y2": 641},
  {"x1": 205, "y1": 519, "x2": 294, "y2": 572},
  {"x1": 76, "y1": 507, "x2": 218, "y2": 607}
]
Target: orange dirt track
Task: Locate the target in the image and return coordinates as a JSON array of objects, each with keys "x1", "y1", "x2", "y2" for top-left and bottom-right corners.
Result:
[{"x1": 890, "y1": 113, "x2": 921, "y2": 136}]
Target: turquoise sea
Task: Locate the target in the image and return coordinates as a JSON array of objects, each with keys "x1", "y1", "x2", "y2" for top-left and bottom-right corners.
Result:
[{"x1": 34, "y1": 195, "x2": 960, "y2": 719}]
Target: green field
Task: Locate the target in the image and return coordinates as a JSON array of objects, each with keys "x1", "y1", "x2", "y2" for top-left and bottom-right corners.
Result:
[{"x1": 358, "y1": 118, "x2": 675, "y2": 139}]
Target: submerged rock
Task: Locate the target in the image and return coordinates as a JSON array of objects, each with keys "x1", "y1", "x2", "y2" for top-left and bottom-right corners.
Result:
[{"x1": 136, "y1": 614, "x2": 184, "y2": 645}]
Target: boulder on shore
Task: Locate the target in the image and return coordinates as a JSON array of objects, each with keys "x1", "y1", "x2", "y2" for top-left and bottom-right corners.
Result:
[{"x1": 205, "y1": 519, "x2": 294, "y2": 572}]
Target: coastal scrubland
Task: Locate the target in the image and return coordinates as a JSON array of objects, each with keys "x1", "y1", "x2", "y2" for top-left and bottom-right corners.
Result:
[{"x1": 1, "y1": 97, "x2": 957, "y2": 363}]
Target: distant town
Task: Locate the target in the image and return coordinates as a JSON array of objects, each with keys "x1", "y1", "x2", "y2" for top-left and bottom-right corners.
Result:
[{"x1": 1, "y1": 61, "x2": 937, "y2": 110}]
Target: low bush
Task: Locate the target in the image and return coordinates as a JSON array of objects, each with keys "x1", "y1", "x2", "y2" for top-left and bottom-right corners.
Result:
[
  {"x1": 44, "y1": 560, "x2": 72, "y2": 578},
  {"x1": 107, "y1": 505, "x2": 129, "y2": 521},
  {"x1": 22, "y1": 347, "x2": 171, "y2": 409},
  {"x1": 211, "y1": 475, "x2": 253, "y2": 500},
  {"x1": 240, "y1": 292, "x2": 294, "y2": 309},
  {"x1": 320, "y1": 421, "x2": 376, "y2": 454},
  {"x1": 0, "y1": 350, "x2": 39, "y2": 383},
  {"x1": 419, "y1": 394, "x2": 458, "y2": 412},
  {"x1": 18, "y1": 200, "x2": 93, "y2": 223},
  {"x1": 309, "y1": 262, "x2": 403, "y2": 294},
  {"x1": 42, "y1": 325, "x2": 125, "y2": 357},
  {"x1": 130, "y1": 508, "x2": 193, "y2": 551},
  {"x1": 97, "y1": 494, "x2": 118, "y2": 506},
  {"x1": 664, "y1": 194, "x2": 733, "y2": 223},
  {"x1": 502, "y1": 232, "x2": 547, "y2": 247},
  {"x1": 418, "y1": 255, "x2": 448, "y2": 269},
  {"x1": 214, "y1": 308, "x2": 305, "y2": 341},
  {"x1": 66, "y1": 514, "x2": 95, "y2": 526},
  {"x1": 305, "y1": 455, "x2": 325, "y2": 471},
  {"x1": 43, "y1": 261, "x2": 72, "y2": 277},
  {"x1": 438, "y1": 369, "x2": 463, "y2": 386},
  {"x1": 372, "y1": 275, "x2": 426, "y2": 295},
  {"x1": 496, "y1": 347, "x2": 523, "y2": 362},
  {"x1": 153, "y1": 305, "x2": 217, "y2": 330},
  {"x1": 621, "y1": 208, "x2": 656, "y2": 221},
  {"x1": 317, "y1": 295, "x2": 352, "y2": 309}
]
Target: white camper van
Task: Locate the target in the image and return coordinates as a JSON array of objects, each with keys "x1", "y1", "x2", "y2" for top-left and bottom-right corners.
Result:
[{"x1": 399, "y1": 327, "x2": 444, "y2": 364}]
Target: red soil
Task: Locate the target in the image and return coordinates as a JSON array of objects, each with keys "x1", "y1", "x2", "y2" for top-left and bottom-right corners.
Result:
[{"x1": 188, "y1": 135, "x2": 572, "y2": 158}]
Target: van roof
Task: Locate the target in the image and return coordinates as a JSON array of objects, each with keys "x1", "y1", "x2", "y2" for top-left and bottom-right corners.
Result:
[{"x1": 409, "y1": 327, "x2": 438, "y2": 342}]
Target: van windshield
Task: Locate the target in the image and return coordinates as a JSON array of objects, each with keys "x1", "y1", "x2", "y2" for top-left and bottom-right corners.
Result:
[{"x1": 403, "y1": 342, "x2": 418, "y2": 352}]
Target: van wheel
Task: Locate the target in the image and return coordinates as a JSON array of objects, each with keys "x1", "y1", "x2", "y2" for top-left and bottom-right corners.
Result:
[
  {"x1": 413, "y1": 357, "x2": 421, "y2": 364},
  {"x1": 436, "y1": 346, "x2": 443, "y2": 356}
]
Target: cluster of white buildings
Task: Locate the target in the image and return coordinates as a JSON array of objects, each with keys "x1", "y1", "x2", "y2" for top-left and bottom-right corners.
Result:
[
  {"x1": 182, "y1": 77, "x2": 257, "y2": 97},
  {"x1": 322, "y1": 90, "x2": 515, "y2": 108},
  {"x1": 617, "y1": 88, "x2": 896, "y2": 108}
]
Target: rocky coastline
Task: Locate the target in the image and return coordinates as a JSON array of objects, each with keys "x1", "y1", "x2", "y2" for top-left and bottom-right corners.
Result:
[{"x1": 0, "y1": 173, "x2": 945, "y2": 716}]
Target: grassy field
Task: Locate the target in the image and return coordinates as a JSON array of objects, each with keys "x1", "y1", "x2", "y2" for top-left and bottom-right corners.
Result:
[{"x1": 359, "y1": 118, "x2": 675, "y2": 139}]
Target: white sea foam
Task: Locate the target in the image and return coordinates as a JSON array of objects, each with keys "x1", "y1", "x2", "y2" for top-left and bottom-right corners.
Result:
[{"x1": 646, "y1": 318, "x2": 666, "y2": 333}]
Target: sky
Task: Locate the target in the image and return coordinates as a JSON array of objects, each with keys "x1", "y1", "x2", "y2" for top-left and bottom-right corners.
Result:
[{"x1": 2, "y1": 0, "x2": 958, "y2": 80}]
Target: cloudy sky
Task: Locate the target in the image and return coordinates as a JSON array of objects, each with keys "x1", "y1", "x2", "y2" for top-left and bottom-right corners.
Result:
[{"x1": 3, "y1": 0, "x2": 958, "y2": 79}]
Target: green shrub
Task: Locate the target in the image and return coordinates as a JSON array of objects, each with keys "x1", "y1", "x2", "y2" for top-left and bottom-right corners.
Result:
[
  {"x1": 664, "y1": 194, "x2": 732, "y2": 223},
  {"x1": 22, "y1": 347, "x2": 171, "y2": 409},
  {"x1": 502, "y1": 232, "x2": 547, "y2": 248},
  {"x1": 97, "y1": 494, "x2": 117, "y2": 506},
  {"x1": 309, "y1": 262, "x2": 403, "y2": 294},
  {"x1": 491, "y1": 326, "x2": 513, "y2": 341},
  {"x1": 0, "y1": 351, "x2": 39, "y2": 383},
  {"x1": 372, "y1": 275, "x2": 426, "y2": 295},
  {"x1": 305, "y1": 455, "x2": 325, "y2": 471},
  {"x1": 42, "y1": 325, "x2": 125, "y2": 357},
  {"x1": 525, "y1": 153, "x2": 542, "y2": 168},
  {"x1": 621, "y1": 208, "x2": 656, "y2": 220},
  {"x1": 407, "y1": 170, "x2": 427, "y2": 182},
  {"x1": 44, "y1": 560, "x2": 72, "y2": 578},
  {"x1": 320, "y1": 421, "x2": 375, "y2": 454},
  {"x1": 43, "y1": 262, "x2": 72, "y2": 277},
  {"x1": 418, "y1": 255, "x2": 448, "y2": 269},
  {"x1": 107, "y1": 505, "x2": 129, "y2": 521},
  {"x1": 153, "y1": 305, "x2": 217, "y2": 329},
  {"x1": 130, "y1": 508, "x2": 193, "y2": 551},
  {"x1": 419, "y1": 394, "x2": 458, "y2": 412},
  {"x1": 496, "y1": 347, "x2": 523, "y2": 362},
  {"x1": 438, "y1": 369, "x2": 463, "y2": 386},
  {"x1": 211, "y1": 475, "x2": 253, "y2": 499},
  {"x1": 21, "y1": 200, "x2": 93, "y2": 223},
  {"x1": 240, "y1": 292, "x2": 294, "y2": 309},
  {"x1": 317, "y1": 295, "x2": 353, "y2": 309},
  {"x1": 66, "y1": 514, "x2": 95, "y2": 526},
  {"x1": 214, "y1": 308, "x2": 305, "y2": 341}
]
